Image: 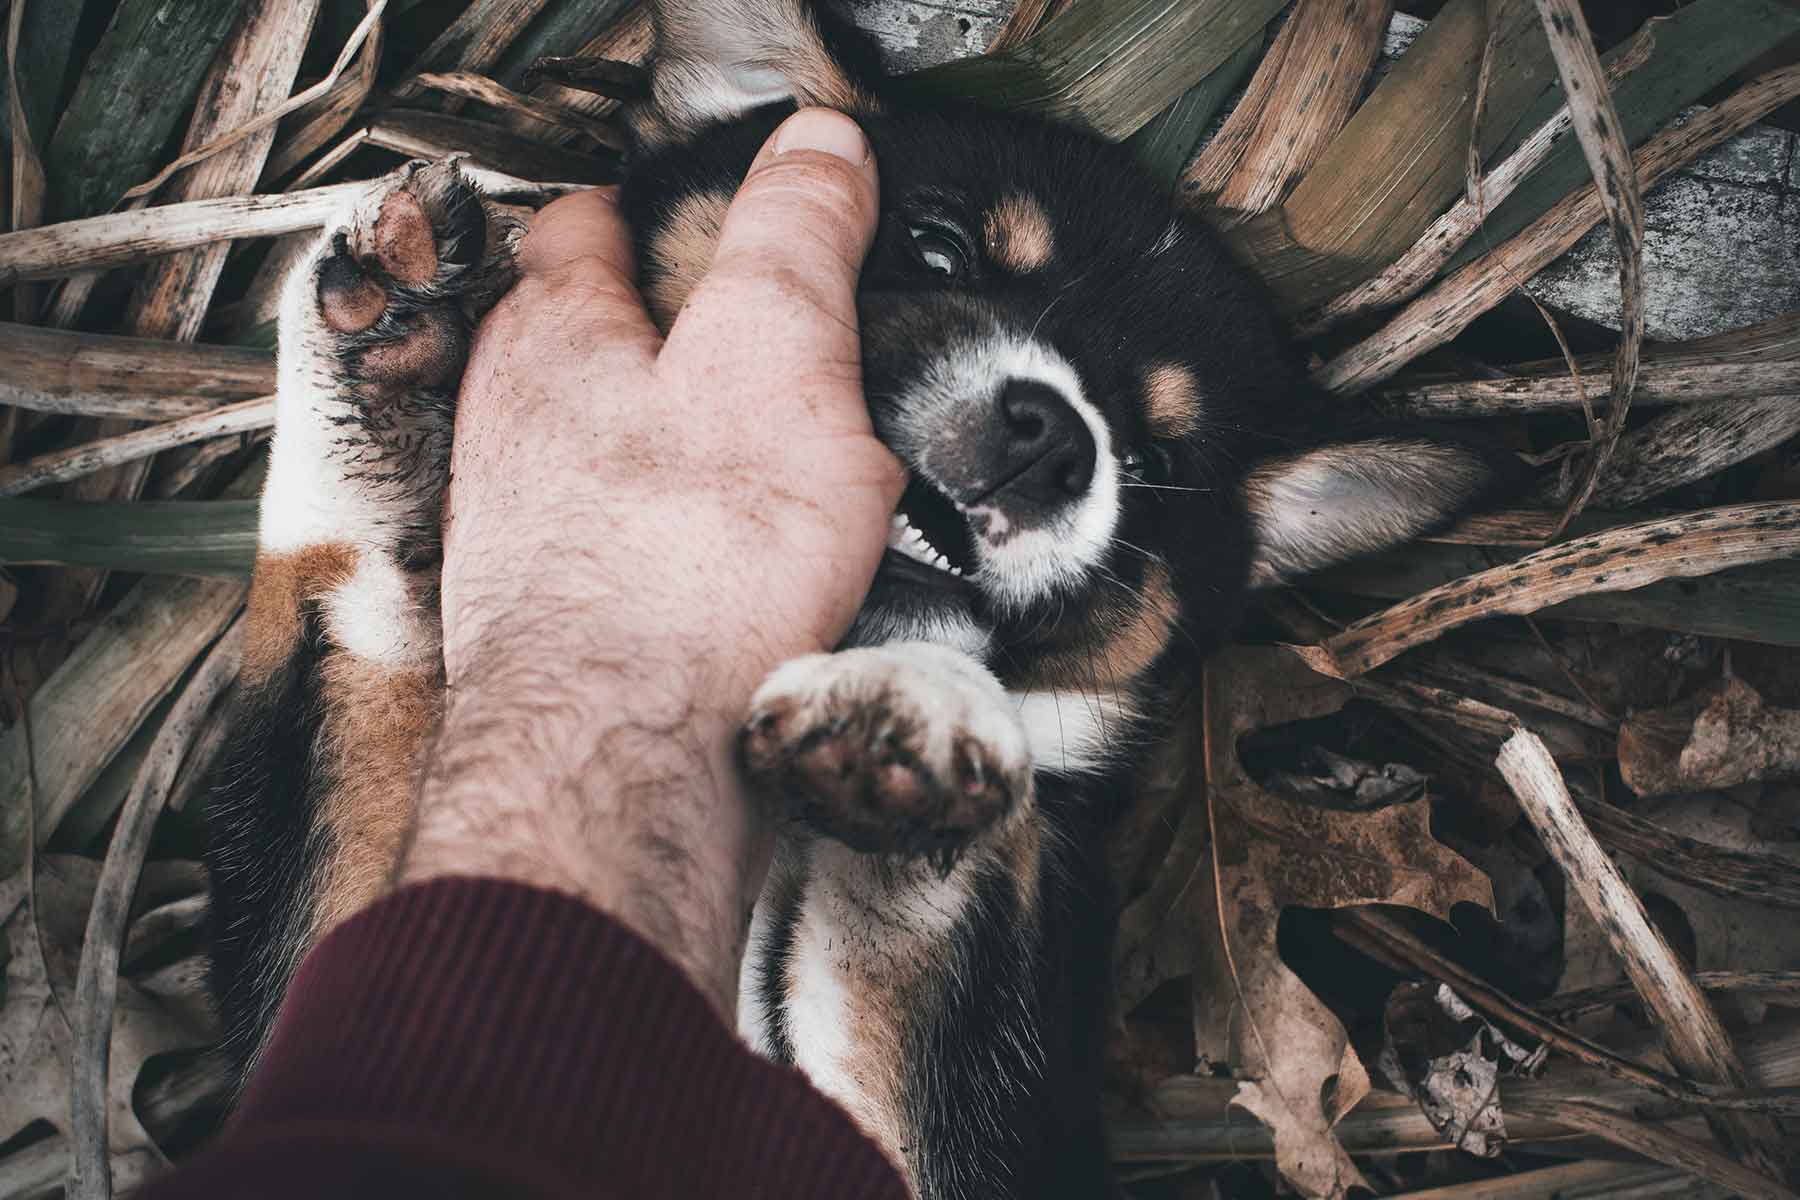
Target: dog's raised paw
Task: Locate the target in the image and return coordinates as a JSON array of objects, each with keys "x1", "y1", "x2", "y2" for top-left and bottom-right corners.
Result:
[
  {"x1": 739, "y1": 644, "x2": 1030, "y2": 859},
  {"x1": 314, "y1": 158, "x2": 514, "y2": 381},
  {"x1": 275, "y1": 159, "x2": 519, "y2": 522}
]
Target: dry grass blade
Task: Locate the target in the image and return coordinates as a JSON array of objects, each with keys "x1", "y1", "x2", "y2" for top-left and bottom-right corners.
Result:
[
  {"x1": 1377, "y1": 311, "x2": 1800, "y2": 418},
  {"x1": 0, "y1": 576, "x2": 246, "y2": 878},
  {"x1": 1497, "y1": 729, "x2": 1790, "y2": 1183},
  {"x1": 0, "y1": 168, "x2": 579, "y2": 285},
  {"x1": 1572, "y1": 793, "x2": 1800, "y2": 911},
  {"x1": 1298, "y1": 23, "x2": 1654, "y2": 337},
  {"x1": 1318, "y1": 540, "x2": 1800, "y2": 647},
  {"x1": 1224, "y1": 0, "x2": 1555, "y2": 312},
  {"x1": 1548, "y1": 971, "x2": 1800, "y2": 1020},
  {"x1": 1530, "y1": 0, "x2": 1645, "y2": 538},
  {"x1": 45, "y1": 0, "x2": 322, "y2": 622},
  {"x1": 393, "y1": 0, "x2": 555, "y2": 103},
  {"x1": 0, "y1": 386, "x2": 242, "y2": 423},
  {"x1": 6, "y1": 0, "x2": 48, "y2": 325},
  {"x1": 0, "y1": 180, "x2": 359, "y2": 284},
  {"x1": 67, "y1": 620, "x2": 242, "y2": 1200},
  {"x1": 1183, "y1": 0, "x2": 1393, "y2": 217},
  {"x1": 1314, "y1": 64, "x2": 1800, "y2": 396},
  {"x1": 1575, "y1": 396, "x2": 1800, "y2": 508},
  {"x1": 118, "y1": 2, "x2": 387, "y2": 205},
  {"x1": 263, "y1": 0, "x2": 386, "y2": 183},
  {"x1": 521, "y1": 3, "x2": 651, "y2": 130},
  {"x1": 0, "y1": 397, "x2": 273, "y2": 497},
  {"x1": 0, "y1": 321, "x2": 274, "y2": 410},
  {"x1": 1502, "y1": 1100, "x2": 1796, "y2": 1200},
  {"x1": 362, "y1": 110, "x2": 616, "y2": 184},
  {"x1": 40, "y1": 0, "x2": 247, "y2": 223},
  {"x1": 1289, "y1": 501, "x2": 1800, "y2": 679},
  {"x1": 410, "y1": 71, "x2": 623, "y2": 149},
  {"x1": 1402, "y1": 653, "x2": 1614, "y2": 730},
  {"x1": 986, "y1": 0, "x2": 1071, "y2": 54},
  {"x1": 910, "y1": 0, "x2": 1288, "y2": 141},
  {"x1": 0, "y1": 499, "x2": 258, "y2": 575}
]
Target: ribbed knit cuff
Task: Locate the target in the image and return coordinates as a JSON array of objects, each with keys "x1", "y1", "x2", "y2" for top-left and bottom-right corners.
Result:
[{"x1": 234, "y1": 878, "x2": 907, "y2": 1199}]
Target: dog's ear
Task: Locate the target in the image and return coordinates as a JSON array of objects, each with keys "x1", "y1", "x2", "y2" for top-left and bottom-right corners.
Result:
[
  {"x1": 638, "y1": 0, "x2": 884, "y2": 144},
  {"x1": 1243, "y1": 437, "x2": 1511, "y2": 587}
]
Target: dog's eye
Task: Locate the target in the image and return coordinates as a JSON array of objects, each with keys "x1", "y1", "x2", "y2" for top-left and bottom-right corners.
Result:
[
  {"x1": 1122, "y1": 445, "x2": 1176, "y2": 483},
  {"x1": 908, "y1": 226, "x2": 968, "y2": 280}
]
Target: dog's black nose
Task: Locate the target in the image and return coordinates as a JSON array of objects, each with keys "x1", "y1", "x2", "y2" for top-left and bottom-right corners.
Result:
[{"x1": 995, "y1": 379, "x2": 1095, "y2": 509}]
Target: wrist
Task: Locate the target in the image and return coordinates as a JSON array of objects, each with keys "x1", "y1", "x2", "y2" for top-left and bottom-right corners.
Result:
[{"x1": 401, "y1": 622, "x2": 774, "y2": 1012}]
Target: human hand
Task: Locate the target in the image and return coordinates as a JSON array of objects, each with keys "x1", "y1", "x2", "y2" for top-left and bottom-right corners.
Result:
[
  {"x1": 442, "y1": 109, "x2": 902, "y2": 679},
  {"x1": 402, "y1": 109, "x2": 902, "y2": 1011}
]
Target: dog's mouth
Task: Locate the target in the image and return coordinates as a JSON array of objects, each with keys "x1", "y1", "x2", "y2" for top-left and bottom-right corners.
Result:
[{"x1": 878, "y1": 476, "x2": 978, "y2": 592}]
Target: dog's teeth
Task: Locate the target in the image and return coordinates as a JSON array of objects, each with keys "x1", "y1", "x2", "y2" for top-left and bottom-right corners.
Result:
[{"x1": 884, "y1": 505, "x2": 966, "y2": 578}]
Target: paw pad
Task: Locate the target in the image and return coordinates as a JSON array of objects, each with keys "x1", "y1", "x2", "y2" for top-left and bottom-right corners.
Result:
[{"x1": 738, "y1": 652, "x2": 1031, "y2": 859}]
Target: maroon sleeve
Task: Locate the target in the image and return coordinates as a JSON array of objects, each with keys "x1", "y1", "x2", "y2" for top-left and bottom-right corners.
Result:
[{"x1": 144, "y1": 878, "x2": 909, "y2": 1200}]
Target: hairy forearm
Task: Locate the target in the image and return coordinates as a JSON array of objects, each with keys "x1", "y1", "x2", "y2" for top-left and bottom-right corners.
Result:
[{"x1": 399, "y1": 617, "x2": 772, "y2": 1014}]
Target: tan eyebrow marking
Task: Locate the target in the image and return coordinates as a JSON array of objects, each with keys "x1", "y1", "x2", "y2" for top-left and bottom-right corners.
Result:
[
  {"x1": 981, "y1": 194, "x2": 1055, "y2": 273},
  {"x1": 1144, "y1": 362, "x2": 1202, "y2": 438}
]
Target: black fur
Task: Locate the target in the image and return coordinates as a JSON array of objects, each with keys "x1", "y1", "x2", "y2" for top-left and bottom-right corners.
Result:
[
  {"x1": 204, "y1": 605, "x2": 334, "y2": 1079},
  {"x1": 204, "y1": 6, "x2": 1518, "y2": 1193}
]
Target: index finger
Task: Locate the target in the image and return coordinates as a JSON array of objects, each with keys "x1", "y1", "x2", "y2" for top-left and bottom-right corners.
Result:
[{"x1": 514, "y1": 187, "x2": 663, "y2": 353}]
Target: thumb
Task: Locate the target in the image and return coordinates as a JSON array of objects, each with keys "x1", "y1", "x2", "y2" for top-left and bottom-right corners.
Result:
[{"x1": 669, "y1": 107, "x2": 879, "y2": 367}]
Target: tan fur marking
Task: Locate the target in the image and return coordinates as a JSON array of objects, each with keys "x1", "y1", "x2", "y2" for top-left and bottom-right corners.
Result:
[
  {"x1": 240, "y1": 544, "x2": 357, "y2": 687},
  {"x1": 309, "y1": 653, "x2": 442, "y2": 939},
  {"x1": 645, "y1": 190, "x2": 730, "y2": 331},
  {"x1": 1015, "y1": 562, "x2": 1179, "y2": 693},
  {"x1": 982, "y1": 194, "x2": 1055, "y2": 273},
  {"x1": 1144, "y1": 362, "x2": 1201, "y2": 438},
  {"x1": 782, "y1": 48, "x2": 884, "y2": 116},
  {"x1": 836, "y1": 979, "x2": 914, "y2": 1183},
  {"x1": 795, "y1": 811, "x2": 1041, "y2": 1190}
]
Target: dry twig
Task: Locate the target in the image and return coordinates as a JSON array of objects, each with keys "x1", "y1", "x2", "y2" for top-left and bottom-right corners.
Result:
[
  {"x1": 1298, "y1": 24, "x2": 1654, "y2": 336},
  {"x1": 1313, "y1": 64, "x2": 1800, "y2": 395},
  {"x1": 1497, "y1": 729, "x2": 1789, "y2": 1182},
  {"x1": 0, "y1": 397, "x2": 273, "y2": 497},
  {"x1": 117, "y1": 3, "x2": 387, "y2": 205},
  {"x1": 68, "y1": 619, "x2": 242, "y2": 1200},
  {"x1": 1183, "y1": 0, "x2": 1394, "y2": 215},
  {"x1": 1289, "y1": 502, "x2": 1800, "y2": 679},
  {"x1": 1529, "y1": 0, "x2": 1645, "y2": 537},
  {"x1": 0, "y1": 168, "x2": 581, "y2": 285}
]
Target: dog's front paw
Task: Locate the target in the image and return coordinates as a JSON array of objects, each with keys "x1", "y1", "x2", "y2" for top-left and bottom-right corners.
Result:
[
  {"x1": 273, "y1": 159, "x2": 519, "y2": 537},
  {"x1": 739, "y1": 644, "x2": 1030, "y2": 860}
]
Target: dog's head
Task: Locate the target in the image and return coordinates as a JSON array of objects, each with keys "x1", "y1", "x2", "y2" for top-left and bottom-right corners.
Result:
[{"x1": 616, "y1": 0, "x2": 1505, "y2": 698}]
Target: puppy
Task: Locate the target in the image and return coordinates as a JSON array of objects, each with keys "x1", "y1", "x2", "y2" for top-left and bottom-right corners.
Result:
[{"x1": 205, "y1": 4, "x2": 1508, "y2": 1196}]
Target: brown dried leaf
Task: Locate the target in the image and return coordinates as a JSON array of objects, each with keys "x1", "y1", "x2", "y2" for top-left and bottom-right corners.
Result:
[
  {"x1": 1377, "y1": 981, "x2": 1544, "y2": 1157},
  {"x1": 1620, "y1": 676, "x2": 1800, "y2": 797},
  {"x1": 0, "y1": 859, "x2": 208, "y2": 1185},
  {"x1": 1201, "y1": 649, "x2": 1493, "y2": 1198}
]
